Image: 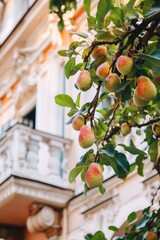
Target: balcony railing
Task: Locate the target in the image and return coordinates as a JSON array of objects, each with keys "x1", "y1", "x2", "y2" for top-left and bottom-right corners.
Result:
[{"x1": 0, "y1": 124, "x2": 72, "y2": 188}]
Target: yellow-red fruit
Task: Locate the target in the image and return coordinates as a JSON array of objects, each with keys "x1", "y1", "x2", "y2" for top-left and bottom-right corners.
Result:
[
  {"x1": 121, "y1": 123, "x2": 131, "y2": 136},
  {"x1": 116, "y1": 55, "x2": 134, "y2": 75},
  {"x1": 152, "y1": 121, "x2": 160, "y2": 137},
  {"x1": 137, "y1": 76, "x2": 157, "y2": 102},
  {"x1": 152, "y1": 73, "x2": 160, "y2": 87},
  {"x1": 91, "y1": 45, "x2": 107, "y2": 59},
  {"x1": 105, "y1": 73, "x2": 121, "y2": 92},
  {"x1": 146, "y1": 230, "x2": 158, "y2": 240},
  {"x1": 78, "y1": 125, "x2": 94, "y2": 149},
  {"x1": 85, "y1": 163, "x2": 103, "y2": 188},
  {"x1": 77, "y1": 70, "x2": 92, "y2": 91},
  {"x1": 72, "y1": 115, "x2": 85, "y2": 131},
  {"x1": 96, "y1": 62, "x2": 110, "y2": 78},
  {"x1": 133, "y1": 89, "x2": 149, "y2": 107}
]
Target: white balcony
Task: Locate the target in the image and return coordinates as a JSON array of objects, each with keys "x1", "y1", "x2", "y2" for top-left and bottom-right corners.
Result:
[{"x1": 0, "y1": 124, "x2": 72, "y2": 188}]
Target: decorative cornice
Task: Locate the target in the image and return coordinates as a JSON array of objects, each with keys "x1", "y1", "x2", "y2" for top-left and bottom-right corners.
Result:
[{"x1": 0, "y1": 176, "x2": 74, "y2": 208}]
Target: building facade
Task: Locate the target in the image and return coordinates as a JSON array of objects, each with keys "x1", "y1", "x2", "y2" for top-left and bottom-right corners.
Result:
[{"x1": 0, "y1": 1, "x2": 159, "y2": 239}]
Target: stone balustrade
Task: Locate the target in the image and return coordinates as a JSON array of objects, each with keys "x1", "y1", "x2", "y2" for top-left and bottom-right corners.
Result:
[{"x1": 0, "y1": 124, "x2": 72, "y2": 188}]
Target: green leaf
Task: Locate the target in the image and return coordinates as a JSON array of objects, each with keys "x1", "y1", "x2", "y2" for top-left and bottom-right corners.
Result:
[
  {"x1": 116, "y1": 80, "x2": 130, "y2": 93},
  {"x1": 76, "y1": 92, "x2": 81, "y2": 108},
  {"x1": 127, "y1": 211, "x2": 137, "y2": 223},
  {"x1": 100, "y1": 154, "x2": 118, "y2": 174},
  {"x1": 144, "y1": 1, "x2": 160, "y2": 16},
  {"x1": 69, "y1": 31, "x2": 88, "y2": 39},
  {"x1": 136, "y1": 154, "x2": 144, "y2": 176},
  {"x1": 81, "y1": 165, "x2": 89, "y2": 182},
  {"x1": 115, "y1": 152, "x2": 130, "y2": 178},
  {"x1": 67, "y1": 108, "x2": 78, "y2": 117},
  {"x1": 85, "y1": 234, "x2": 93, "y2": 240},
  {"x1": 119, "y1": 144, "x2": 146, "y2": 156},
  {"x1": 99, "y1": 185, "x2": 105, "y2": 194},
  {"x1": 87, "y1": 16, "x2": 97, "y2": 29},
  {"x1": 95, "y1": 30, "x2": 116, "y2": 41},
  {"x1": 149, "y1": 140, "x2": 158, "y2": 163},
  {"x1": 138, "y1": 50, "x2": 160, "y2": 75},
  {"x1": 80, "y1": 149, "x2": 95, "y2": 164},
  {"x1": 84, "y1": 183, "x2": 89, "y2": 196},
  {"x1": 55, "y1": 94, "x2": 77, "y2": 109},
  {"x1": 121, "y1": 85, "x2": 131, "y2": 102},
  {"x1": 142, "y1": 0, "x2": 155, "y2": 14},
  {"x1": 104, "y1": 144, "x2": 115, "y2": 157},
  {"x1": 92, "y1": 231, "x2": 106, "y2": 240},
  {"x1": 68, "y1": 165, "x2": 84, "y2": 183},
  {"x1": 58, "y1": 50, "x2": 67, "y2": 57},
  {"x1": 65, "y1": 57, "x2": 76, "y2": 78},
  {"x1": 84, "y1": 0, "x2": 91, "y2": 16},
  {"x1": 110, "y1": 7, "x2": 124, "y2": 27},
  {"x1": 108, "y1": 225, "x2": 119, "y2": 232},
  {"x1": 96, "y1": 0, "x2": 114, "y2": 28}
]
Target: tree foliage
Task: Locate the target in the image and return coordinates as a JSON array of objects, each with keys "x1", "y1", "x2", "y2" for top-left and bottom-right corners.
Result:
[{"x1": 53, "y1": 0, "x2": 160, "y2": 239}]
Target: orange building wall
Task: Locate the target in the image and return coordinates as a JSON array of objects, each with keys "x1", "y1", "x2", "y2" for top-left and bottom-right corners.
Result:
[{"x1": 24, "y1": 230, "x2": 48, "y2": 240}]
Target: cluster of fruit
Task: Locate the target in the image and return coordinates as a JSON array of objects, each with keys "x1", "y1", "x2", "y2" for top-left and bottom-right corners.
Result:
[
  {"x1": 71, "y1": 45, "x2": 160, "y2": 189},
  {"x1": 77, "y1": 45, "x2": 158, "y2": 105}
]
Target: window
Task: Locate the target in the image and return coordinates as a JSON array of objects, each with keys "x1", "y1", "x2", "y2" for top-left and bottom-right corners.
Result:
[{"x1": 22, "y1": 107, "x2": 36, "y2": 129}]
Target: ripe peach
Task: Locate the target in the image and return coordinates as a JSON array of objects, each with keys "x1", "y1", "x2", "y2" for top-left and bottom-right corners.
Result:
[
  {"x1": 121, "y1": 123, "x2": 131, "y2": 136},
  {"x1": 136, "y1": 76, "x2": 157, "y2": 102},
  {"x1": 133, "y1": 89, "x2": 149, "y2": 107},
  {"x1": 78, "y1": 125, "x2": 94, "y2": 148},
  {"x1": 77, "y1": 70, "x2": 92, "y2": 91},
  {"x1": 91, "y1": 45, "x2": 107, "y2": 59},
  {"x1": 146, "y1": 230, "x2": 158, "y2": 240},
  {"x1": 116, "y1": 55, "x2": 134, "y2": 75},
  {"x1": 72, "y1": 115, "x2": 85, "y2": 131},
  {"x1": 104, "y1": 73, "x2": 121, "y2": 92},
  {"x1": 152, "y1": 121, "x2": 160, "y2": 137},
  {"x1": 85, "y1": 163, "x2": 103, "y2": 188},
  {"x1": 96, "y1": 62, "x2": 110, "y2": 78}
]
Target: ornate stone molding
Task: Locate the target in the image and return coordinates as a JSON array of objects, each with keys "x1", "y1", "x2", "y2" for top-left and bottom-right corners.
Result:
[
  {"x1": 0, "y1": 176, "x2": 74, "y2": 208},
  {"x1": 0, "y1": 124, "x2": 72, "y2": 188}
]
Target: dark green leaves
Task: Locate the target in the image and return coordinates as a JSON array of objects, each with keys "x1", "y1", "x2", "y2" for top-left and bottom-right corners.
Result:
[
  {"x1": 96, "y1": 0, "x2": 114, "y2": 28},
  {"x1": 84, "y1": 0, "x2": 91, "y2": 16},
  {"x1": 99, "y1": 185, "x2": 106, "y2": 194},
  {"x1": 108, "y1": 225, "x2": 119, "y2": 232},
  {"x1": 100, "y1": 146, "x2": 130, "y2": 179},
  {"x1": 115, "y1": 152, "x2": 130, "y2": 178},
  {"x1": 103, "y1": 144, "x2": 115, "y2": 157},
  {"x1": 92, "y1": 231, "x2": 106, "y2": 240},
  {"x1": 65, "y1": 57, "x2": 76, "y2": 78},
  {"x1": 138, "y1": 50, "x2": 160, "y2": 75},
  {"x1": 127, "y1": 211, "x2": 137, "y2": 223},
  {"x1": 68, "y1": 165, "x2": 84, "y2": 183},
  {"x1": 84, "y1": 231, "x2": 106, "y2": 240},
  {"x1": 119, "y1": 144, "x2": 146, "y2": 156},
  {"x1": 55, "y1": 94, "x2": 77, "y2": 109}
]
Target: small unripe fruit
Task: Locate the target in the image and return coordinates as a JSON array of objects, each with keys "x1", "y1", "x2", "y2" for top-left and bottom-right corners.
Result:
[
  {"x1": 152, "y1": 121, "x2": 160, "y2": 137},
  {"x1": 78, "y1": 125, "x2": 94, "y2": 148},
  {"x1": 121, "y1": 123, "x2": 131, "y2": 136},
  {"x1": 136, "y1": 76, "x2": 157, "y2": 102},
  {"x1": 72, "y1": 115, "x2": 85, "y2": 131},
  {"x1": 96, "y1": 62, "x2": 110, "y2": 78},
  {"x1": 77, "y1": 70, "x2": 92, "y2": 91},
  {"x1": 91, "y1": 45, "x2": 107, "y2": 59},
  {"x1": 146, "y1": 230, "x2": 158, "y2": 240},
  {"x1": 133, "y1": 89, "x2": 149, "y2": 107},
  {"x1": 85, "y1": 163, "x2": 103, "y2": 188},
  {"x1": 116, "y1": 55, "x2": 134, "y2": 75},
  {"x1": 105, "y1": 73, "x2": 121, "y2": 92}
]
